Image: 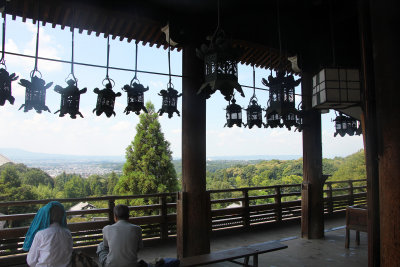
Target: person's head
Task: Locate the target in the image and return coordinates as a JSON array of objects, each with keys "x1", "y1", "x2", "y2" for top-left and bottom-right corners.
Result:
[
  {"x1": 50, "y1": 203, "x2": 65, "y2": 224},
  {"x1": 113, "y1": 204, "x2": 130, "y2": 221}
]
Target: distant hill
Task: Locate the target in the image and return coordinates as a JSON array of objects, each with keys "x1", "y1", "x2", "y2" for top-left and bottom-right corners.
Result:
[
  {"x1": 0, "y1": 154, "x2": 12, "y2": 166},
  {"x1": 0, "y1": 148, "x2": 124, "y2": 163}
]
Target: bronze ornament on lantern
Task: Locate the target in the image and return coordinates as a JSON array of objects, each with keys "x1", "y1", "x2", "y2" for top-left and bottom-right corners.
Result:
[
  {"x1": 0, "y1": 7, "x2": 18, "y2": 107},
  {"x1": 197, "y1": 30, "x2": 244, "y2": 101},
  {"x1": 123, "y1": 43, "x2": 149, "y2": 115},
  {"x1": 0, "y1": 68, "x2": 18, "y2": 106},
  {"x1": 18, "y1": 75, "x2": 53, "y2": 113},
  {"x1": 224, "y1": 97, "x2": 244, "y2": 128},
  {"x1": 54, "y1": 79, "x2": 87, "y2": 119},
  {"x1": 262, "y1": 70, "x2": 301, "y2": 130},
  {"x1": 158, "y1": 86, "x2": 182, "y2": 118},
  {"x1": 93, "y1": 82, "x2": 122, "y2": 117}
]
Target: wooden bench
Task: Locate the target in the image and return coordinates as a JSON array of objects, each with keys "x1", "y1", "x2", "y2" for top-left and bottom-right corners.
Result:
[
  {"x1": 345, "y1": 205, "x2": 367, "y2": 248},
  {"x1": 180, "y1": 241, "x2": 287, "y2": 267}
]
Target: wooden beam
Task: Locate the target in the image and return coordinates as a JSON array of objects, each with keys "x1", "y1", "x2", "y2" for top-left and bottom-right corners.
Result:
[
  {"x1": 358, "y1": 1, "x2": 380, "y2": 266},
  {"x1": 301, "y1": 71, "x2": 324, "y2": 239},
  {"x1": 177, "y1": 42, "x2": 210, "y2": 258},
  {"x1": 369, "y1": 0, "x2": 400, "y2": 265}
]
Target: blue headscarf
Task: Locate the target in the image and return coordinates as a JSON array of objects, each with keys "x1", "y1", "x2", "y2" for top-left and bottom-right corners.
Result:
[{"x1": 22, "y1": 201, "x2": 67, "y2": 251}]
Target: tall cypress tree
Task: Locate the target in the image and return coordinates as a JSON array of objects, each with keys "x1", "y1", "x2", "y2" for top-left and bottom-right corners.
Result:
[{"x1": 115, "y1": 102, "x2": 178, "y2": 196}]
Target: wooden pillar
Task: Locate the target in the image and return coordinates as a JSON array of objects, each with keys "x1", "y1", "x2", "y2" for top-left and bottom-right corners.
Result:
[
  {"x1": 301, "y1": 71, "x2": 324, "y2": 239},
  {"x1": 358, "y1": 1, "x2": 380, "y2": 266},
  {"x1": 176, "y1": 42, "x2": 210, "y2": 258},
  {"x1": 369, "y1": 0, "x2": 400, "y2": 265}
]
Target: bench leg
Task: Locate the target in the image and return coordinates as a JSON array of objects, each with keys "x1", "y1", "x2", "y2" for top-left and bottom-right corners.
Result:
[
  {"x1": 253, "y1": 254, "x2": 258, "y2": 267},
  {"x1": 356, "y1": 230, "x2": 360, "y2": 245},
  {"x1": 345, "y1": 228, "x2": 350, "y2": 248},
  {"x1": 244, "y1": 256, "x2": 249, "y2": 266}
]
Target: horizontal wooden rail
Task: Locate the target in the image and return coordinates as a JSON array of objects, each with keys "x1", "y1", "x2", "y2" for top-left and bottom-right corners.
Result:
[{"x1": 0, "y1": 179, "x2": 366, "y2": 258}]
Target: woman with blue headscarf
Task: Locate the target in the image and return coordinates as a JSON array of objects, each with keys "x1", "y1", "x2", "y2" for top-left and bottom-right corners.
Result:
[{"x1": 24, "y1": 201, "x2": 73, "y2": 267}]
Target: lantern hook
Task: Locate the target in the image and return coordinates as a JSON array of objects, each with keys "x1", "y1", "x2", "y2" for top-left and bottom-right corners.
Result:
[
  {"x1": 65, "y1": 25, "x2": 78, "y2": 84},
  {"x1": 130, "y1": 42, "x2": 140, "y2": 86},
  {"x1": 167, "y1": 33, "x2": 174, "y2": 89},
  {"x1": 102, "y1": 35, "x2": 115, "y2": 88},
  {"x1": 30, "y1": 20, "x2": 42, "y2": 78},
  {"x1": 249, "y1": 65, "x2": 258, "y2": 103},
  {"x1": 0, "y1": 2, "x2": 7, "y2": 68}
]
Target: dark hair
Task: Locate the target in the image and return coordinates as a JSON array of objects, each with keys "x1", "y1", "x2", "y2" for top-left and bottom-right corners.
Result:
[
  {"x1": 113, "y1": 204, "x2": 130, "y2": 220},
  {"x1": 50, "y1": 204, "x2": 64, "y2": 224}
]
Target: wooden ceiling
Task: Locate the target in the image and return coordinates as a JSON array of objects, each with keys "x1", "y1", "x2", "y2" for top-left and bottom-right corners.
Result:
[{"x1": 3, "y1": 0, "x2": 361, "y2": 73}]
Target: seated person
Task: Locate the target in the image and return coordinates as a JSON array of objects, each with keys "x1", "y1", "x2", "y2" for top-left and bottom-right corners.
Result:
[
  {"x1": 25, "y1": 201, "x2": 73, "y2": 267},
  {"x1": 97, "y1": 204, "x2": 143, "y2": 267}
]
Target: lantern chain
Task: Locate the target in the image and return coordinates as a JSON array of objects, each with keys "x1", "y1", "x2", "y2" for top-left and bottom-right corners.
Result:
[
  {"x1": 103, "y1": 35, "x2": 114, "y2": 87},
  {"x1": 30, "y1": 18, "x2": 41, "y2": 78},
  {"x1": 0, "y1": 1, "x2": 6, "y2": 67},
  {"x1": 131, "y1": 42, "x2": 139, "y2": 85},
  {"x1": 167, "y1": 34, "x2": 173, "y2": 88}
]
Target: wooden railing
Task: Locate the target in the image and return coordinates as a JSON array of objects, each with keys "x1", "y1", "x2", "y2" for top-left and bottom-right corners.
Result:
[{"x1": 0, "y1": 179, "x2": 366, "y2": 258}]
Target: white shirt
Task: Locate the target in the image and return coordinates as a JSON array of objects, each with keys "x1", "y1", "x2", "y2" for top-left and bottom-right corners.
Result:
[{"x1": 27, "y1": 223, "x2": 73, "y2": 267}]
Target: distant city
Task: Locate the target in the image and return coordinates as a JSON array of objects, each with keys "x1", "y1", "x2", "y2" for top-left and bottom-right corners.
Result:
[{"x1": 0, "y1": 147, "x2": 302, "y2": 178}]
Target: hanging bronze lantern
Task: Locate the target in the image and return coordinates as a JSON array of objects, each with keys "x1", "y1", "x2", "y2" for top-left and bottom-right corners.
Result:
[
  {"x1": 224, "y1": 97, "x2": 244, "y2": 128},
  {"x1": 0, "y1": 10, "x2": 18, "y2": 106},
  {"x1": 19, "y1": 75, "x2": 52, "y2": 113},
  {"x1": 244, "y1": 98, "x2": 264, "y2": 129},
  {"x1": 19, "y1": 21, "x2": 52, "y2": 113},
  {"x1": 197, "y1": 30, "x2": 244, "y2": 101},
  {"x1": 93, "y1": 82, "x2": 122, "y2": 117},
  {"x1": 54, "y1": 79, "x2": 87, "y2": 119},
  {"x1": 333, "y1": 113, "x2": 347, "y2": 137},
  {"x1": 0, "y1": 68, "x2": 18, "y2": 106},
  {"x1": 158, "y1": 86, "x2": 182, "y2": 118},
  {"x1": 122, "y1": 81, "x2": 148, "y2": 115},
  {"x1": 295, "y1": 103, "x2": 304, "y2": 132},
  {"x1": 122, "y1": 42, "x2": 149, "y2": 115},
  {"x1": 262, "y1": 71, "x2": 301, "y2": 130}
]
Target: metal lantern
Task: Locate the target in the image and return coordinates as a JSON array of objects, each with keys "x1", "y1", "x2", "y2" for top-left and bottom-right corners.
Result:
[
  {"x1": 197, "y1": 30, "x2": 244, "y2": 101},
  {"x1": 93, "y1": 82, "x2": 122, "y2": 117},
  {"x1": 0, "y1": 68, "x2": 18, "y2": 106},
  {"x1": 18, "y1": 75, "x2": 52, "y2": 113},
  {"x1": 224, "y1": 97, "x2": 244, "y2": 128},
  {"x1": 122, "y1": 81, "x2": 148, "y2": 115},
  {"x1": 333, "y1": 113, "x2": 362, "y2": 137},
  {"x1": 158, "y1": 86, "x2": 182, "y2": 118},
  {"x1": 54, "y1": 79, "x2": 87, "y2": 119},
  {"x1": 265, "y1": 110, "x2": 283, "y2": 128},
  {"x1": 262, "y1": 71, "x2": 301, "y2": 130},
  {"x1": 245, "y1": 98, "x2": 264, "y2": 129}
]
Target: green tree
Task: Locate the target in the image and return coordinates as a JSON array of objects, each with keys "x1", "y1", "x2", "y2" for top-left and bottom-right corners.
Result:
[
  {"x1": 115, "y1": 102, "x2": 178, "y2": 197},
  {"x1": 21, "y1": 168, "x2": 54, "y2": 188}
]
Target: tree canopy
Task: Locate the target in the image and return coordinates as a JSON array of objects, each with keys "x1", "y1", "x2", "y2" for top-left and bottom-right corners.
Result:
[{"x1": 115, "y1": 102, "x2": 178, "y2": 196}]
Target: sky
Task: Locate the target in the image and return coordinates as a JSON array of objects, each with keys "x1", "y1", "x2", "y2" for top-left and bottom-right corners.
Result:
[{"x1": 0, "y1": 15, "x2": 364, "y2": 159}]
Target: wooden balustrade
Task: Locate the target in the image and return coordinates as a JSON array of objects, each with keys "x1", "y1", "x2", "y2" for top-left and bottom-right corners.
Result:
[{"x1": 0, "y1": 179, "x2": 366, "y2": 258}]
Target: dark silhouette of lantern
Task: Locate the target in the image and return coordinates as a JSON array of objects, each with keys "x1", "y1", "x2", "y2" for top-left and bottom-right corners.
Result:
[
  {"x1": 197, "y1": 30, "x2": 244, "y2": 101},
  {"x1": 244, "y1": 98, "x2": 264, "y2": 129},
  {"x1": 333, "y1": 113, "x2": 348, "y2": 137},
  {"x1": 18, "y1": 75, "x2": 52, "y2": 113},
  {"x1": 0, "y1": 68, "x2": 18, "y2": 106},
  {"x1": 122, "y1": 81, "x2": 148, "y2": 115},
  {"x1": 224, "y1": 97, "x2": 244, "y2": 128},
  {"x1": 333, "y1": 113, "x2": 362, "y2": 137},
  {"x1": 93, "y1": 82, "x2": 122, "y2": 117},
  {"x1": 262, "y1": 71, "x2": 301, "y2": 130},
  {"x1": 54, "y1": 79, "x2": 87, "y2": 119},
  {"x1": 158, "y1": 86, "x2": 182, "y2": 118}
]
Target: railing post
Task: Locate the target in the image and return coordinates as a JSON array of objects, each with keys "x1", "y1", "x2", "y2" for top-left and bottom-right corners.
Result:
[
  {"x1": 327, "y1": 182, "x2": 333, "y2": 214},
  {"x1": 108, "y1": 199, "x2": 115, "y2": 224},
  {"x1": 274, "y1": 186, "x2": 282, "y2": 222},
  {"x1": 348, "y1": 181, "x2": 354, "y2": 206},
  {"x1": 159, "y1": 195, "x2": 168, "y2": 240},
  {"x1": 243, "y1": 189, "x2": 250, "y2": 229}
]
